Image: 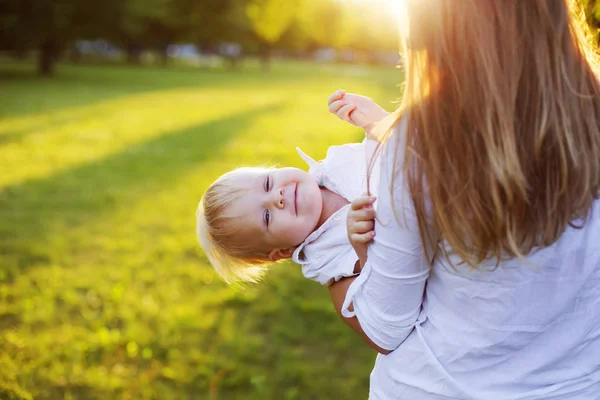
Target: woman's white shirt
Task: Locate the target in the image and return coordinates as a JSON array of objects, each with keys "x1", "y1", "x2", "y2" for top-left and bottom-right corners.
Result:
[{"x1": 342, "y1": 121, "x2": 600, "y2": 399}]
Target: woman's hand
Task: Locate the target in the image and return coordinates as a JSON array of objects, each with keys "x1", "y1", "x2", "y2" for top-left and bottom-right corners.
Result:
[
  {"x1": 347, "y1": 194, "x2": 377, "y2": 270},
  {"x1": 328, "y1": 90, "x2": 389, "y2": 138}
]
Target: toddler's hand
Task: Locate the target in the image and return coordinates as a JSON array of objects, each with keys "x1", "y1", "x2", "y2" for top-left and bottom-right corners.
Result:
[
  {"x1": 328, "y1": 90, "x2": 389, "y2": 138},
  {"x1": 347, "y1": 194, "x2": 377, "y2": 271}
]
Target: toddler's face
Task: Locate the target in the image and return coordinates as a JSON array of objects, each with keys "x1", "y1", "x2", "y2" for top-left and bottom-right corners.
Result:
[{"x1": 228, "y1": 167, "x2": 323, "y2": 258}]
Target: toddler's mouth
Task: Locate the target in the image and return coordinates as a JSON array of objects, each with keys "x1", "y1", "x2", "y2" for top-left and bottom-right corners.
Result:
[{"x1": 294, "y1": 184, "x2": 298, "y2": 216}]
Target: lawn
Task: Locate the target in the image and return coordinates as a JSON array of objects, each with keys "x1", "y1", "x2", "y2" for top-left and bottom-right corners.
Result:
[{"x1": 0, "y1": 58, "x2": 402, "y2": 399}]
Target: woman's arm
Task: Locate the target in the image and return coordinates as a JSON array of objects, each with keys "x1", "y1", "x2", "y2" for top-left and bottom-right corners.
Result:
[
  {"x1": 330, "y1": 195, "x2": 392, "y2": 353},
  {"x1": 336, "y1": 123, "x2": 432, "y2": 352},
  {"x1": 328, "y1": 276, "x2": 392, "y2": 354}
]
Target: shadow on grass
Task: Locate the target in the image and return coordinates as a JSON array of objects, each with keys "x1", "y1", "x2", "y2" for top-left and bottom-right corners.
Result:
[
  {"x1": 0, "y1": 103, "x2": 282, "y2": 279},
  {"x1": 0, "y1": 62, "x2": 250, "y2": 120},
  {"x1": 0, "y1": 131, "x2": 29, "y2": 145},
  {"x1": 0, "y1": 59, "x2": 402, "y2": 120},
  {"x1": 0, "y1": 85, "x2": 244, "y2": 147},
  {"x1": 0, "y1": 60, "x2": 302, "y2": 118}
]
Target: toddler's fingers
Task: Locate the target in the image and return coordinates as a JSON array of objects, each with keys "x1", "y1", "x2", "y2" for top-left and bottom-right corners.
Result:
[
  {"x1": 327, "y1": 90, "x2": 346, "y2": 105},
  {"x1": 350, "y1": 231, "x2": 376, "y2": 244},
  {"x1": 351, "y1": 196, "x2": 376, "y2": 211},
  {"x1": 355, "y1": 207, "x2": 377, "y2": 221},
  {"x1": 337, "y1": 104, "x2": 356, "y2": 121},
  {"x1": 351, "y1": 220, "x2": 375, "y2": 234},
  {"x1": 328, "y1": 99, "x2": 347, "y2": 114}
]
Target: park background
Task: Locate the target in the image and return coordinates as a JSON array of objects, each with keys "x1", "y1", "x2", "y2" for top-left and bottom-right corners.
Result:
[{"x1": 1, "y1": 0, "x2": 599, "y2": 399}]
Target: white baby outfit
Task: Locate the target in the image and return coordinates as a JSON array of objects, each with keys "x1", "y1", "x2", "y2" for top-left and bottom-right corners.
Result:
[{"x1": 292, "y1": 139, "x2": 380, "y2": 285}]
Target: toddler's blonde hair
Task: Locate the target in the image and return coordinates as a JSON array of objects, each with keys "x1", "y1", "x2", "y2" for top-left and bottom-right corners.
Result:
[{"x1": 196, "y1": 167, "x2": 272, "y2": 283}]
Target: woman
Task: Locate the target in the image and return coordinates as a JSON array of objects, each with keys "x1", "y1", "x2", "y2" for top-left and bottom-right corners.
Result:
[{"x1": 329, "y1": 1, "x2": 600, "y2": 398}]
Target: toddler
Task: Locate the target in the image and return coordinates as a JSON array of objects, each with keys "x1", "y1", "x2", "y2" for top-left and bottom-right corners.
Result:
[{"x1": 196, "y1": 90, "x2": 389, "y2": 284}]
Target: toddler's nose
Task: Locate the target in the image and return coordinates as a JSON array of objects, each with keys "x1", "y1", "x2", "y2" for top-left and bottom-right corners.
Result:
[{"x1": 274, "y1": 188, "x2": 284, "y2": 209}]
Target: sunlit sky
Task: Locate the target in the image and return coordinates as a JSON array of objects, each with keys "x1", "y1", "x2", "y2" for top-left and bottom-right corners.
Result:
[
  {"x1": 346, "y1": 0, "x2": 407, "y2": 35},
  {"x1": 350, "y1": 0, "x2": 406, "y2": 16}
]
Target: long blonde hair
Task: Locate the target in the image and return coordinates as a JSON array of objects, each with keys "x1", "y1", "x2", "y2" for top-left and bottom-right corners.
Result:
[{"x1": 384, "y1": 0, "x2": 600, "y2": 265}]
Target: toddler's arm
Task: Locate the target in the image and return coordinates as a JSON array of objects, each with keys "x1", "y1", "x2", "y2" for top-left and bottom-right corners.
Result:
[{"x1": 328, "y1": 90, "x2": 390, "y2": 140}]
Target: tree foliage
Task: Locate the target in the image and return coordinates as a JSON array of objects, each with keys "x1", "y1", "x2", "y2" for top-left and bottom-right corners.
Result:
[
  {"x1": 1, "y1": 0, "x2": 406, "y2": 75},
  {"x1": 246, "y1": 0, "x2": 295, "y2": 44},
  {"x1": 4, "y1": 0, "x2": 600, "y2": 76}
]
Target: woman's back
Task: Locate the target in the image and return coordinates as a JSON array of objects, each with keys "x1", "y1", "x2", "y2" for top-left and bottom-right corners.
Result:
[
  {"x1": 376, "y1": 201, "x2": 600, "y2": 399},
  {"x1": 384, "y1": 4, "x2": 600, "y2": 393}
]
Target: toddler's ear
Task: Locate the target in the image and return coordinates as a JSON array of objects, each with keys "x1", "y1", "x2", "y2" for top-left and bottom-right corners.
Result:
[{"x1": 268, "y1": 248, "x2": 295, "y2": 262}]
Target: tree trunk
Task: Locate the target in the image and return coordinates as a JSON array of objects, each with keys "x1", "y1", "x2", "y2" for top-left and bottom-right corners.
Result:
[
  {"x1": 126, "y1": 44, "x2": 141, "y2": 64},
  {"x1": 39, "y1": 38, "x2": 56, "y2": 76},
  {"x1": 260, "y1": 43, "x2": 271, "y2": 72},
  {"x1": 70, "y1": 45, "x2": 81, "y2": 63},
  {"x1": 13, "y1": 48, "x2": 27, "y2": 60},
  {"x1": 228, "y1": 56, "x2": 242, "y2": 69},
  {"x1": 160, "y1": 44, "x2": 169, "y2": 67}
]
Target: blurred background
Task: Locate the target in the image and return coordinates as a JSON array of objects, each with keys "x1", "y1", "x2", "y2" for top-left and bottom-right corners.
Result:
[{"x1": 0, "y1": 0, "x2": 599, "y2": 399}]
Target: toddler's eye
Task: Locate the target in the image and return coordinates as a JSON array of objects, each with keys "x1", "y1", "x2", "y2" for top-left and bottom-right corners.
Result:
[
  {"x1": 264, "y1": 175, "x2": 271, "y2": 192},
  {"x1": 264, "y1": 210, "x2": 270, "y2": 227}
]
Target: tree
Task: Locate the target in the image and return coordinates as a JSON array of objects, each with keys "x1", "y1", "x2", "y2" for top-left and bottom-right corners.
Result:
[
  {"x1": 7, "y1": 0, "x2": 75, "y2": 75},
  {"x1": 0, "y1": 0, "x2": 121, "y2": 75},
  {"x1": 110, "y1": 0, "x2": 239, "y2": 66},
  {"x1": 584, "y1": 0, "x2": 600, "y2": 45},
  {"x1": 296, "y1": 0, "x2": 354, "y2": 51},
  {"x1": 104, "y1": 0, "x2": 178, "y2": 65},
  {"x1": 187, "y1": 0, "x2": 245, "y2": 47},
  {"x1": 246, "y1": 0, "x2": 296, "y2": 69}
]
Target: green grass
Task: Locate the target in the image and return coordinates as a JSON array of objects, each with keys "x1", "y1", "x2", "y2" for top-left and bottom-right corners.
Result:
[{"x1": 0, "y1": 59, "x2": 402, "y2": 399}]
